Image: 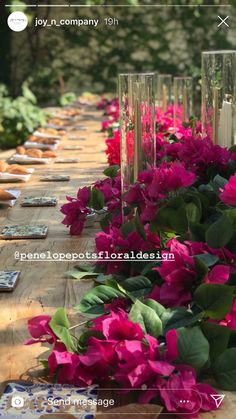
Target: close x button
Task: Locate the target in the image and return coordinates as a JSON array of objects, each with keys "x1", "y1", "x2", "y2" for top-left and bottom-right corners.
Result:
[{"x1": 218, "y1": 15, "x2": 230, "y2": 28}]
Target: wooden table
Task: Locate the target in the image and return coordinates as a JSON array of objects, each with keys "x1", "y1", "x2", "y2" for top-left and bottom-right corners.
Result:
[
  {"x1": 0, "y1": 107, "x2": 107, "y2": 383},
  {"x1": 0, "y1": 108, "x2": 235, "y2": 418}
]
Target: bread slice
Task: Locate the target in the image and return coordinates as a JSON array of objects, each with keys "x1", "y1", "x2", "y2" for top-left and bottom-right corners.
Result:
[{"x1": 0, "y1": 190, "x2": 16, "y2": 201}]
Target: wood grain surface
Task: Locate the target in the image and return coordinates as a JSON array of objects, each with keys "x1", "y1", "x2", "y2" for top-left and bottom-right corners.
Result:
[
  {"x1": 0, "y1": 107, "x2": 235, "y2": 418},
  {"x1": 0, "y1": 108, "x2": 106, "y2": 384}
]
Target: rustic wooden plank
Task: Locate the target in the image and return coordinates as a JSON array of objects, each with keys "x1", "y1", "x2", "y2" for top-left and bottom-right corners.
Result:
[{"x1": 0, "y1": 109, "x2": 106, "y2": 383}]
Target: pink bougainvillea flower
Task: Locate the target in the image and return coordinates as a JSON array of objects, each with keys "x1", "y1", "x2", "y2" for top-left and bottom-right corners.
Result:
[
  {"x1": 205, "y1": 264, "x2": 230, "y2": 284},
  {"x1": 91, "y1": 309, "x2": 143, "y2": 342},
  {"x1": 184, "y1": 240, "x2": 236, "y2": 265},
  {"x1": 61, "y1": 186, "x2": 91, "y2": 235},
  {"x1": 95, "y1": 225, "x2": 160, "y2": 274},
  {"x1": 76, "y1": 186, "x2": 90, "y2": 204},
  {"x1": 159, "y1": 365, "x2": 218, "y2": 417},
  {"x1": 25, "y1": 315, "x2": 56, "y2": 345},
  {"x1": 102, "y1": 315, "x2": 144, "y2": 341},
  {"x1": 105, "y1": 130, "x2": 121, "y2": 166},
  {"x1": 155, "y1": 239, "x2": 197, "y2": 307},
  {"x1": 48, "y1": 350, "x2": 93, "y2": 386},
  {"x1": 144, "y1": 163, "x2": 196, "y2": 201},
  {"x1": 165, "y1": 329, "x2": 178, "y2": 361},
  {"x1": 217, "y1": 299, "x2": 236, "y2": 330},
  {"x1": 61, "y1": 198, "x2": 91, "y2": 235},
  {"x1": 220, "y1": 174, "x2": 236, "y2": 206},
  {"x1": 178, "y1": 136, "x2": 230, "y2": 175}
]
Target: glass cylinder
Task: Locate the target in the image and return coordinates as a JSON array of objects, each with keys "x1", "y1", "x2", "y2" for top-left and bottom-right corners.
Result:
[
  {"x1": 174, "y1": 77, "x2": 193, "y2": 125},
  {"x1": 156, "y1": 74, "x2": 172, "y2": 112},
  {"x1": 119, "y1": 73, "x2": 156, "y2": 196},
  {"x1": 201, "y1": 50, "x2": 236, "y2": 147}
]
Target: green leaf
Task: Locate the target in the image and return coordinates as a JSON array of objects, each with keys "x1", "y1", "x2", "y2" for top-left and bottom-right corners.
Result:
[
  {"x1": 194, "y1": 253, "x2": 219, "y2": 267},
  {"x1": 141, "y1": 262, "x2": 159, "y2": 276},
  {"x1": 206, "y1": 214, "x2": 233, "y2": 248},
  {"x1": 89, "y1": 188, "x2": 105, "y2": 210},
  {"x1": 129, "y1": 299, "x2": 163, "y2": 337},
  {"x1": 49, "y1": 308, "x2": 76, "y2": 352},
  {"x1": 120, "y1": 219, "x2": 136, "y2": 237},
  {"x1": 225, "y1": 208, "x2": 236, "y2": 228},
  {"x1": 211, "y1": 175, "x2": 228, "y2": 195},
  {"x1": 121, "y1": 276, "x2": 152, "y2": 298},
  {"x1": 162, "y1": 307, "x2": 201, "y2": 333},
  {"x1": 39, "y1": 359, "x2": 49, "y2": 372},
  {"x1": 103, "y1": 165, "x2": 120, "y2": 178},
  {"x1": 213, "y1": 348, "x2": 236, "y2": 390},
  {"x1": 100, "y1": 213, "x2": 112, "y2": 231},
  {"x1": 176, "y1": 326, "x2": 209, "y2": 370},
  {"x1": 193, "y1": 256, "x2": 208, "y2": 282},
  {"x1": 95, "y1": 274, "x2": 114, "y2": 284},
  {"x1": 185, "y1": 202, "x2": 201, "y2": 224},
  {"x1": 201, "y1": 322, "x2": 230, "y2": 361},
  {"x1": 189, "y1": 222, "x2": 208, "y2": 242},
  {"x1": 65, "y1": 269, "x2": 99, "y2": 281},
  {"x1": 151, "y1": 197, "x2": 188, "y2": 233},
  {"x1": 194, "y1": 284, "x2": 234, "y2": 320},
  {"x1": 77, "y1": 330, "x2": 105, "y2": 352},
  {"x1": 75, "y1": 285, "x2": 125, "y2": 316},
  {"x1": 22, "y1": 83, "x2": 37, "y2": 104},
  {"x1": 143, "y1": 298, "x2": 166, "y2": 318},
  {"x1": 134, "y1": 213, "x2": 146, "y2": 240},
  {"x1": 73, "y1": 264, "x2": 96, "y2": 272}
]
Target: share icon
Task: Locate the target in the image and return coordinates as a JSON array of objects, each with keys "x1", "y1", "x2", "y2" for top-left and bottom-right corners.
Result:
[{"x1": 210, "y1": 394, "x2": 225, "y2": 408}]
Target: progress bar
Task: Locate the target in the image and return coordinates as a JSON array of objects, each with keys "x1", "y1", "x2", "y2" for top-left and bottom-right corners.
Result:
[{"x1": 4, "y1": 4, "x2": 233, "y2": 7}]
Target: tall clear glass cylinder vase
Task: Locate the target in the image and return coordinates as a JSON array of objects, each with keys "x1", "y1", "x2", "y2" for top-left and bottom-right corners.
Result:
[
  {"x1": 119, "y1": 73, "x2": 156, "y2": 198},
  {"x1": 156, "y1": 74, "x2": 172, "y2": 112},
  {"x1": 201, "y1": 50, "x2": 236, "y2": 147},
  {"x1": 173, "y1": 77, "x2": 193, "y2": 126}
]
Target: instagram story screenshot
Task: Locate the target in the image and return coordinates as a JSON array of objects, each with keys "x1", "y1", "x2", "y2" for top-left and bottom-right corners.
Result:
[{"x1": 0, "y1": 0, "x2": 236, "y2": 417}]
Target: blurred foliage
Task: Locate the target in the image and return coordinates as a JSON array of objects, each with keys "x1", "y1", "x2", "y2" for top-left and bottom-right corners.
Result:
[
  {"x1": 0, "y1": 83, "x2": 46, "y2": 149},
  {"x1": 0, "y1": 0, "x2": 235, "y2": 111},
  {"x1": 59, "y1": 91, "x2": 77, "y2": 106}
]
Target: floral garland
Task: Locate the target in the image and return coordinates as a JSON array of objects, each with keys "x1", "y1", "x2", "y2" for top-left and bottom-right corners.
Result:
[{"x1": 27, "y1": 97, "x2": 236, "y2": 418}]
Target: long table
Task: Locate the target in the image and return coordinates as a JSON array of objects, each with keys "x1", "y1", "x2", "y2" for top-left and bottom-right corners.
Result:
[{"x1": 0, "y1": 108, "x2": 106, "y2": 383}]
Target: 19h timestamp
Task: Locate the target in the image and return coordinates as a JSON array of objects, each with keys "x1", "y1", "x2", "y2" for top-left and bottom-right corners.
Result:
[{"x1": 104, "y1": 17, "x2": 119, "y2": 26}]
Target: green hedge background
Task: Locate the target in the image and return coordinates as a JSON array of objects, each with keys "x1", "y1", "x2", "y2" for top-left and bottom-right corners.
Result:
[{"x1": 1, "y1": 0, "x2": 235, "y2": 108}]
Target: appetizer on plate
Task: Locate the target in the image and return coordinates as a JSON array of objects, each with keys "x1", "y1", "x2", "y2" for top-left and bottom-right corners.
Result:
[
  {"x1": 37, "y1": 127, "x2": 66, "y2": 136},
  {"x1": 27, "y1": 135, "x2": 59, "y2": 145},
  {"x1": 0, "y1": 189, "x2": 21, "y2": 206},
  {"x1": 0, "y1": 161, "x2": 30, "y2": 175},
  {"x1": 0, "y1": 189, "x2": 17, "y2": 201},
  {"x1": 47, "y1": 118, "x2": 67, "y2": 126},
  {"x1": 15, "y1": 147, "x2": 57, "y2": 158}
]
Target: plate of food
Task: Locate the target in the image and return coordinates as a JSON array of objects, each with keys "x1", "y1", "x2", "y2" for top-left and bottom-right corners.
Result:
[
  {"x1": 24, "y1": 136, "x2": 60, "y2": 150},
  {"x1": 33, "y1": 127, "x2": 66, "y2": 139},
  {"x1": 45, "y1": 118, "x2": 68, "y2": 129},
  {"x1": 54, "y1": 108, "x2": 81, "y2": 119},
  {"x1": 9, "y1": 148, "x2": 55, "y2": 164},
  {"x1": 0, "y1": 161, "x2": 34, "y2": 182},
  {"x1": 0, "y1": 189, "x2": 21, "y2": 206}
]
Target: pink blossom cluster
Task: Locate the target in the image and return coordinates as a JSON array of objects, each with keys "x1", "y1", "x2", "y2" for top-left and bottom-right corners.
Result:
[
  {"x1": 150, "y1": 238, "x2": 234, "y2": 308},
  {"x1": 125, "y1": 161, "x2": 196, "y2": 222},
  {"x1": 61, "y1": 176, "x2": 121, "y2": 235},
  {"x1": 50, "y1": 98, "x2": 236, "y2": 417},
  {"x1": 95, "y1": 224, "x2": 160, "y2": 274},
  {"x1": 26, "y1": 310, "x2": 217, "y2": 418},
  {"x1": 98, "y1": 97, "x2": 119, "y2": 132},
  {"x1": 220, "y1": 174, "x2": 236, "y2": 206}
]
